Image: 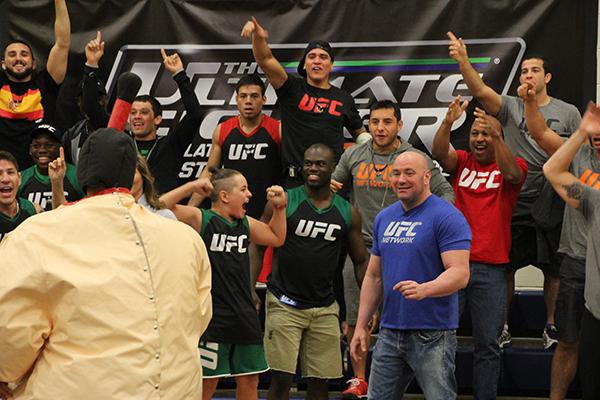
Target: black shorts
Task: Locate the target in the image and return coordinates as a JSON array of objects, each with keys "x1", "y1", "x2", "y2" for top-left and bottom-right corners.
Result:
[
  {"x1": 555, "y1": 255, "x2": 586, "y2": 342},
  {"x1": 508, "y1": 222, "x2": 561, "y2": 277}
]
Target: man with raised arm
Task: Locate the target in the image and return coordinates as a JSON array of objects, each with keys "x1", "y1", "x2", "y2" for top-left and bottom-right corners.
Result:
[
  {"x1": 241, "y1": 18, "x2": 368, "y2": 188},
  {"x1": 448, "y1": 31, "x2": 581, "y2": 348},
  {"x1": 432, "y1": 97, "x2": 527, "y2": 399},
  {"x1": 351, "y1": 151, "x2": 471, "y2": 399},
  {"x1": 543, "y1": 103, "x2": 600, "y2": 400},
  {"x1": 0, "y1": 0, "x2": 70, "y2": 170}
]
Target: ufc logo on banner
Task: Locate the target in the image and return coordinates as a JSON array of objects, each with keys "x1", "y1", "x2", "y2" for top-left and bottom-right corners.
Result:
[
  {"x1": 297, "y1": 94, "x2": 342, "y2": 116},
  {"x1": 210, "y1": 234, "x2": 248, "y2": 252},
  {"x1": 294, "y1": 219, "x2": 341, "y2": 241},
  {"x1": 227, "y1": 143, "x2": 268, "y2": 160},
  {"x1": 458, "y1": 168, "x2": 501, "y2": 190}
]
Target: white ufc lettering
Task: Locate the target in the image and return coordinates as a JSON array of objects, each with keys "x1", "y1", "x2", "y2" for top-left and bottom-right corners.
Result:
[
  {"x1": 209, "y1": 234, "x2": 248, "y2": 252},
  {"x1": 227, "y1": 143, "x2": 268, "y2": 160},
  {"x1": 458, "y1": 169, "x2": 500, "y2": 189},
  {"x1": 295, "y1": 219, "x2": 341, "y2": 241}
]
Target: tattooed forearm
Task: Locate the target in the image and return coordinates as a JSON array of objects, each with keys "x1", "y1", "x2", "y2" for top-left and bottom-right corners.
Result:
[{"x1": 563, "y1": 182, "x2": 583, "y2": 200}]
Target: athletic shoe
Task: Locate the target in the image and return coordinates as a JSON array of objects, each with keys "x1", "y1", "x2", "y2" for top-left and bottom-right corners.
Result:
[
  {"x1": 498, "y1": 324, "x2": 512, "y2": 348},
  {"x1": 342, "y1": 377, "x2": 368, "y2": 399},
  {"x1": 542, "y1": 324, "x2": 559, "y2": 349}
]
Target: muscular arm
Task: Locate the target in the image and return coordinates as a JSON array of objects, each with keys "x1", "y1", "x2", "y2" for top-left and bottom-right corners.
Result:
[
  {"x1": 432, "y1": 96, "x2": 468, "y2": 173},
  {"x1": 346, "y1": 207, "x2": 368, "y2": 286},
  {"x1": 248, "y1": 186, "x2": 287, "y2": 248},
  {"x1": 543, "y1": 129, "x2": 588, "y2": 209},
  {"x1": 241, "y1": 17, "x2": 288, "y2": 89},
  {"x1": 520, "y1": 83, "x2": 564, "y2": 156},
  {"x1": 394, "y1": 249, "x2": 470, "y2": 299},
  {"x1": 46, "y1": 0, "x2": 71, "y2": 84},
  {"x1": 350, "y1": 255, "x2": 383, "y2": 356},
  {"x1": 447, "y1": 32, "x2": 502, "y2": 115}
]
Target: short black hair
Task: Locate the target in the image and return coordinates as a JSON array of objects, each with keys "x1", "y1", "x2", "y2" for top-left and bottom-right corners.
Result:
[
  {"x1": 0, "y1": 150, "x2": 19, "y2": 170},
  {"x1": 369, "y1": 100, "x2": 402, "y2": 120},
  {"x1": 236, "y1": 74, "x2": 266, "y2": 96},
  {"x1": 133, "y1": 95, "x2": 162, "y2": 117},
  {"x1": 3, "y1": 40, "x2": 35, "y2": 60},
  {"x1": 522, "y1": 54, "x2": 552, "y2": 75},
  {"x1": 304, "y1": 143, "x2": 335, "y2": 164},
  {"x1": 209, "y1": 167, "x2": 243, "y2": 202}
]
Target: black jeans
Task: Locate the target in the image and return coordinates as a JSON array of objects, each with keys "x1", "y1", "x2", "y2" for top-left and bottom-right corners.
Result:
[{"x1": 579, "y1": 307, "x2": 600, "y2": 399}]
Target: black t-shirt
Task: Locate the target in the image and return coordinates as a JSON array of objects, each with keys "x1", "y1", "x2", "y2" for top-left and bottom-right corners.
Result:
[
  {"x1": 268, "y1": 185, "x2": 352, "y2": 309},
  {"x1": 199, "y1": 209, "x2": 262, "y2": 344},
  {"x1": 140, "y1": 71, "x2": 201, "y2": 195},
  {"x1": 220, "y1": 115, "x2": 281, "y2": 218},
  {"x1": 0, "y1": 70, "x2": 60, "y2": 169},
  {"x1": 275, "y1": 76, "x2": 363, "y2": 169}
]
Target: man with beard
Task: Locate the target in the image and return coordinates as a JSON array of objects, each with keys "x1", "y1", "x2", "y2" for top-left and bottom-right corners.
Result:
[
  {"x1": 0, "y1": 0, "x2": 71, "y2": 170},
  {"x1": 19, "y1": 124, "x2": 83, "y2": 211},
  {"x1": 264, "y1": 144, "x2": 367, "y2": 400}
]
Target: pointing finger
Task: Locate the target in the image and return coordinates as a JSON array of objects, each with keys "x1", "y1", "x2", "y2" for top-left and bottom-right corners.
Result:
[
  {"x1": 96, "y1": 30, "x2": 102, "y2": 42},
  {"x1": 447, "y1": 31, "x2": 457, "y2": 41},
  {"x1": 160, "y1": 48, "x2": 168, "y2": 61}
]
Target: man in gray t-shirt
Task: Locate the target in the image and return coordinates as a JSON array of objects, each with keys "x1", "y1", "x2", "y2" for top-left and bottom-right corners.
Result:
[
  {"x1": 550, "y1": 143, "x2": 600, "y2": 399},
  {"x1": 330, "y1": 100, "x2": 454, "y2": 398},
  {"x1": 544, "y1": 102, "x2": 600, "y2": 399},
  {"x1": 448, "y1": 31, "x2": 581, "y2": 349}
]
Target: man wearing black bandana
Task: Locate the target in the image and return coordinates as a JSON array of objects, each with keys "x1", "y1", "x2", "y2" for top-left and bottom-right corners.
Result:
[{"x1": 241, "y1": 18, "x2": 369, "y2": 188}]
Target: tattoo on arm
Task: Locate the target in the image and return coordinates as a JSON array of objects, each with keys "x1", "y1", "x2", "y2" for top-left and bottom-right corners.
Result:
[{"x1": 563, "y1": 182, "x2": 583, "y2": 200}]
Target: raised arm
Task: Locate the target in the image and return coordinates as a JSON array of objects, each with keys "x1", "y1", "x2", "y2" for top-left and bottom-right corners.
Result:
[
  {"x1": 518, "y1": 81, "x2": 564, "y2": 156},
  {"x1": 83, "y1": 31, "x2": 110, "y2": 129},
  {"x1": 474, "y1": 107, "x2": 523, "y2": 184},
  {"x1": 241, "y1": 17, "x2": 288, "y2": 89},
  {"x1": 49, "y1": 147, "x2": 67, "y2": 209},
  {"x1": 46, "y1": 0, "x2": 71, "y2": 84},
  {"x1": 394, "y1": 249, "x2": 470, "y2": 300},
  {"x1": 432, "y1": 95, "x2": 468, "y2": 173},
  {"x1": 248, "y1": 185, "x2": 287, "y2": 247},
  {"x1": 346, "y1": 206, "x2": 368, "y2": 286},
  {"x1": 160, "y1": 176, "x2": 213, "y2": 210},
  {"x1": 544, "y1": 102, "x2": 600, "y2": 209},
  {"x1": 447, "y1": 31, "x2": 502, "y2": 115}
]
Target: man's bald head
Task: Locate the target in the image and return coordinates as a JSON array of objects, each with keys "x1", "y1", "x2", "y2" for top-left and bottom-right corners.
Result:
[{"x1": 391, "y1": 151, "x2": 432, "y2": 210}]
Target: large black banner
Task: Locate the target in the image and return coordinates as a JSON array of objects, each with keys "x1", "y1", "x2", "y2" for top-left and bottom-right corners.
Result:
[{"x1": 1, "y1": 0, "x2": 596, "y2": 181}]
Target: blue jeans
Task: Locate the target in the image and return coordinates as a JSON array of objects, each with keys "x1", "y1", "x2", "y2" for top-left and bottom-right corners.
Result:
[
  {"x1": 459, "y1": 262, "x2": 507, "y2": 400},
  {"x1": 368, "y1": 327, "x2": 457, "y2": 399}
]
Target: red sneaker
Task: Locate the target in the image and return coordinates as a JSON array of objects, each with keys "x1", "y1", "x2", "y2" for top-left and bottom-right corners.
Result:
[{"x1": 342, "y1": 376, "x2": 368, "y2": 399}]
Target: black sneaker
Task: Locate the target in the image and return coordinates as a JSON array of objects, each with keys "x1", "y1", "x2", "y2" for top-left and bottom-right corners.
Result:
[{"x1": 542, "y1": 324, "x2": 558, "y2": 349}]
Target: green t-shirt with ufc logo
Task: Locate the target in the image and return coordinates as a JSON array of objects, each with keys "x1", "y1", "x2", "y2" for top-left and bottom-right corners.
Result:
[
  {"x1": 199, "y1": 209, "x2": 262, "y2": 344},
  {"x1": 269, "y1": 185, "x2": 352, "y2": 309}
]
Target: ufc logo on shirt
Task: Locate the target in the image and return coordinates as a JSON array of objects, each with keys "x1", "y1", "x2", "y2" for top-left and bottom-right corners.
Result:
[
  {"x1": 458, "y1": 168, "x2": 501, "y2": 190},
  {"x1": 28, "y1": 191, "x2": 67, "y2": 210},
  {"x1": 381, "y1": 221, "x2": 422, "y2": 244},
  {"x1": 210, "y1": 234, "x2": 248, "y2": 252},
  {"x1": 297, "y1": 94, "x2": 343, "y2": 116},
  {"x1": 227, "y1": 143, "x2": 268, "y2": 160},
  {"x1": 295, "y1": 219, "x2": 341, "y2": 241}
]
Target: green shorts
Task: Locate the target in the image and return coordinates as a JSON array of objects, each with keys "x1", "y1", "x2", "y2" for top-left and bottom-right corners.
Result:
[
  {"x1": 264, "y1": 291, "x2": 342, "y2": 379},
  {"x1": 199, "y1": 341, "x2": 269, "y2": 378}
]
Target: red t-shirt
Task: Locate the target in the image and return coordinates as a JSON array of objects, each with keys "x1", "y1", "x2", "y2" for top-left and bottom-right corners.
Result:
[{"x1": 451, "y1": 150, "x2": 528, "y2": 264}]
